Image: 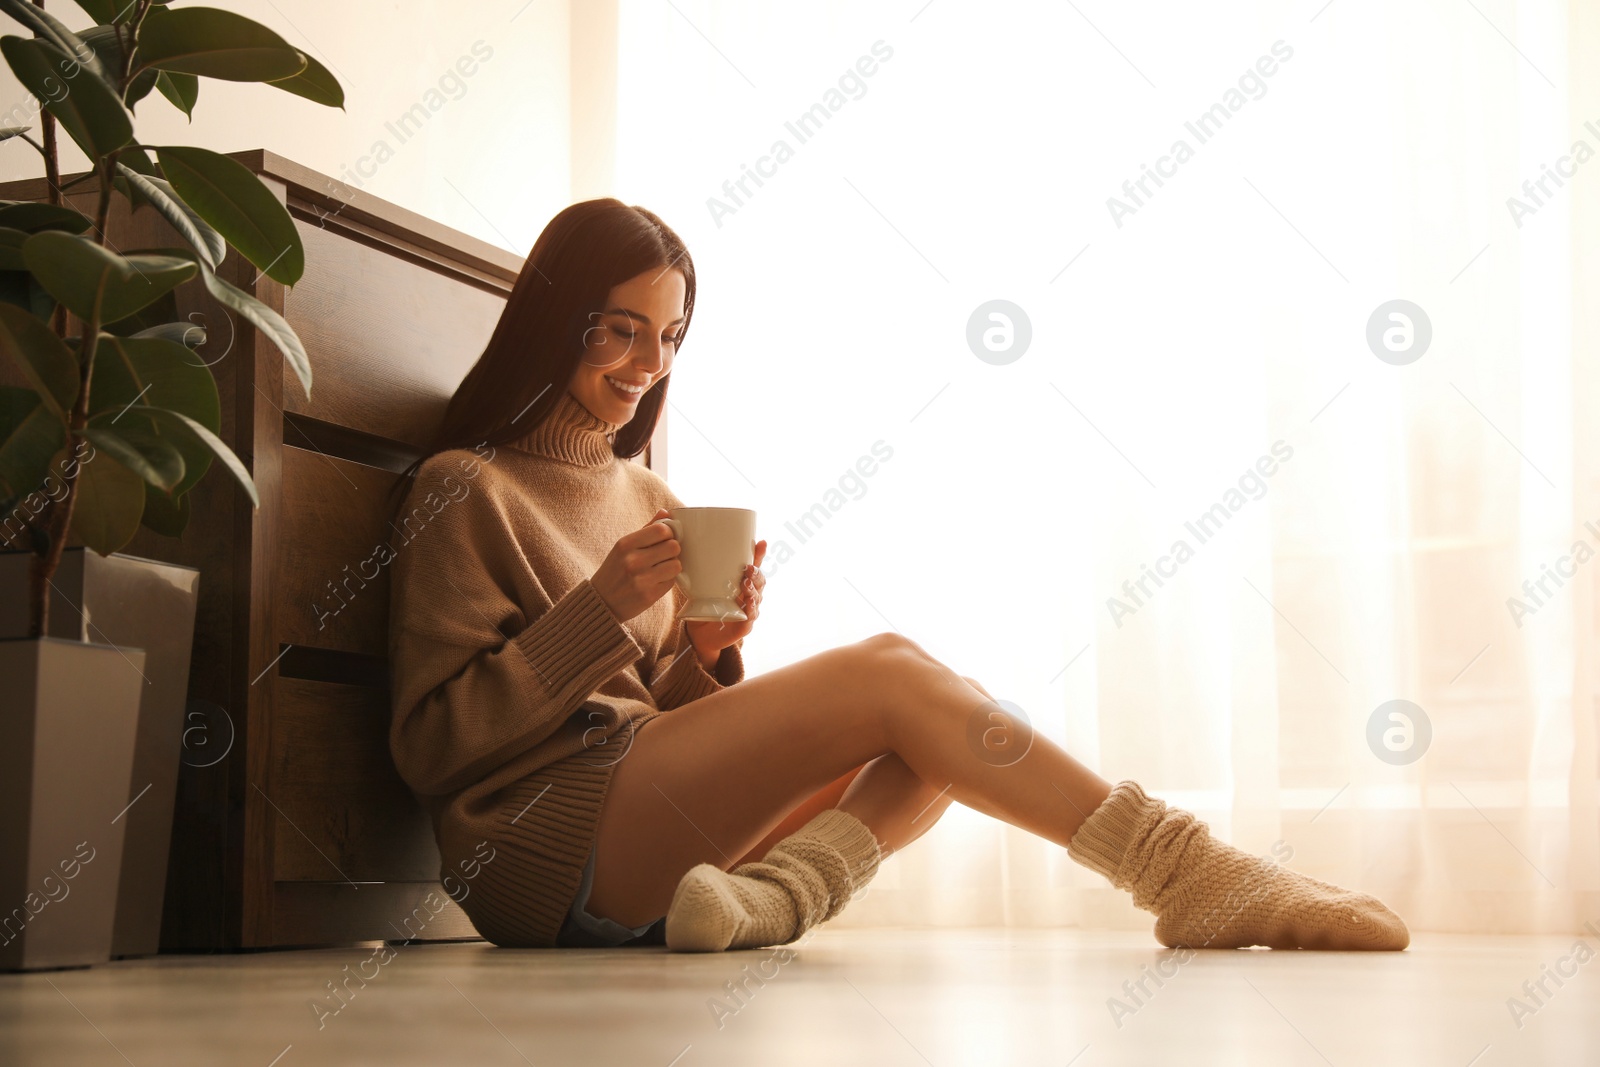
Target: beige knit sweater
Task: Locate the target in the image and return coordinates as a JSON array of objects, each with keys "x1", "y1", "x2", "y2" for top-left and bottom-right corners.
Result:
[{"x1": 387, "y1": 389, "x2": 745, "y2": 947}]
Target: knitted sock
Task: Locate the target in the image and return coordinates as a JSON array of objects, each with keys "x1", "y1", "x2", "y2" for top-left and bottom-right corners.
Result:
[
  {"x1": 665, "y1": 809, "x2": 882, "y2": 952},
  {"x1": 1068, "y1": 780, "x2": 1409, "y2": 950}
]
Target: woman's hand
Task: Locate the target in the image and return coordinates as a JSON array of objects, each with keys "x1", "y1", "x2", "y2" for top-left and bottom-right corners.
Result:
[
  {"x1": 591, "y1": 509, "x2": 682, "y2": 622},
  {"x1": 686, "y1": 539, "x2": 766, "y2": 671}
]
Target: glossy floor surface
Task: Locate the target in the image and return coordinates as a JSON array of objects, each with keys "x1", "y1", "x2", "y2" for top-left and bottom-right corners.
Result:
[{"x1": 2, "y1": 928, "x2": 1594, "y2": 1065}]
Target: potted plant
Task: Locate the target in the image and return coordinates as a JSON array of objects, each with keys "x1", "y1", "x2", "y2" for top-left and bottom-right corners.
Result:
[{"x1": 0, "y1": 0, "x2": 340, "y2": 969}]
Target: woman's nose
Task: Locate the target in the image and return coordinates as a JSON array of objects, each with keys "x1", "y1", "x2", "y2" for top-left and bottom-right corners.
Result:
[{"x1": 634, "y1": 339, "x2": 670, "y2": 375}]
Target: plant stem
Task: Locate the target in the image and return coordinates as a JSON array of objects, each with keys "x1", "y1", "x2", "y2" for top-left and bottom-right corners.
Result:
[
  {"x1": 31, "y1": 158, "x2": 112, "y2": 638},
  {"x1": 33, "y1": 0, "x2": 66, "y2": 339},
  {"x1": 34, "y1": 1, "x2": 59, "y2": 204},
  {"x1": 118, "y1": 0, "x2": 153, "y2": 85},
  {"x1": 28, "y1": 0, "x2": 62, "y2": 635},
  {"x1": 29, "y1": 0, "x2": 148, "y2": 636}
]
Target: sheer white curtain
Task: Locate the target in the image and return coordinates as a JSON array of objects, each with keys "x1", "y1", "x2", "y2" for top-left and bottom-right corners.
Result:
[{"x1": 612, "y1": 0, "x2": 1598, "y2": 934}]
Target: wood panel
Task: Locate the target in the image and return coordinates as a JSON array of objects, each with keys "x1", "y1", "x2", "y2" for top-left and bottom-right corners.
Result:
[
  {"x1": 248, "y1": 150, "x2": 523, "y2": 287},
  {"x1": 236, "y1": 186, "x2": 289, "y2": 949},
  {"x1": 268, "y1": 678, "x2": 438, "y2": 883},
  {"x1": 142, "y1": 236, "x2": 257, "y2": 953},
  {"x1": 282, "y1": 220, "x2": 512, "y2": 448},
  {"x1": 276, "y1": 445, "x2": 403, "y2": 656}
]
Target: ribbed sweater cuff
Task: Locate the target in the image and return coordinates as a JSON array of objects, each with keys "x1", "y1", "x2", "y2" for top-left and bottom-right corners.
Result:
[
  {"x1": 651, "y1": 648, "x2": 720, "y2": 710},
  {"x1": 650, "y1": 626, "x2": 746, "y2": 711},
  {"x1": 1066, "y1": 780, "x2": 1162, "y2": 886},
  {"x1": 514, "y1": 578, "x2": 643, "y2": 702}
]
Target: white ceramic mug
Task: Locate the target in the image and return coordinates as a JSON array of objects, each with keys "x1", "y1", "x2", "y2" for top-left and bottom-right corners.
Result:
[{"x1": 659, "y1": 507, "x2": 756, "y2": 622}]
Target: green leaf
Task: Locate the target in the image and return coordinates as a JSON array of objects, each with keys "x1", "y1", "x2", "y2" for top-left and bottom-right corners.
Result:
[
  {"x1": 0, "y1": 202, "x2": 92, "y2": 234},
  {"x1": 0, "y1": 0, "x2": 111, "y2": 81},
  {"x1": 0, "y1": 125, "x2": 29, "y2": 141},
  {"x1": 0, "y1": 386, "x2": 64, "y2": 503},
  {"x1": 0, "y1": 302, "x2": 77, "y2": 418},
  {"x1": 66, "y1": 437, "x2": 145, "y2": 554},
  {"x1": 0, "y1": 226, "x2": 26, "y2": 270},
  {"x1": 154, "y1": 70, "x2": 197, "y2": 119},
  {"x1": 132, "y1": 320, "x2": 206, "y2": 348},
  {"x1": 0, "y1": 383, "x2": 32, "y2": 435},
  {"x1": 0, "y1": 383, "x2": 31, "y2": 431},
  {"x1": 90, "y1": 333, "x2": 219, "y2": 494},
  {"x1": 111, "y1": 172, "x2": 144, "y2": 214},
  {"x1": 116, "y1": 163, "x2": 226, "y2": 269},
  {"x1": 68, "y1": 0, "x2": 122, "y2": 23},
  {"x1": 268, "y1": 50, "x2": 342, "y2": 108},
  {"x1": 22, "y1": 230, "x2": 197, "y2": 324},
  {"x1": 139, "y1": 480, "x2": 189, "y2": 536},
  {"x1": 0, "y1": 36, "x2": 131, "y2": 158},
  {"x1": 129, "y1": 404, "x2": 257, "y2": 507},
  {"x1": 82, "y1": 419, "x2": 184, "y2": 491},
  {"x1": 78, "y1": 25, "x2": 157, "y2": 107},
  {"x1": 199, "y1": 265, "x2": 310, "y2": 396},
  {"x1": 118, "y1": 146, "x2": 159, "y2": 176},
  {"x1": 90, "y1": 333, "x2": 219, "y2": 426},
  {"x1": 109, "y1": 149, "x2": 161, "y2": 214},
  {"x1": 134, "y1": 7, "x2": 307, "y2": 83},
  {"x1": 157, "y1": 146, "x2": 301, "y2": 283},
  {"x1": 103, "y1": 286, "x2": 176, "y2": 337}
]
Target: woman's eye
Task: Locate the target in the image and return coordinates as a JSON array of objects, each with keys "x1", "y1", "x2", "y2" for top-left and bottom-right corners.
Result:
[{"x1": 611, "y1": 326, "x2": 636, "y2": 340}]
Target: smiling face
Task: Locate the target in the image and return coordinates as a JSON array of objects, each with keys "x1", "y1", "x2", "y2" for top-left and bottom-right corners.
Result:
[{"x1": 568, "y1": 266, "x2": 687, "y2": 425}]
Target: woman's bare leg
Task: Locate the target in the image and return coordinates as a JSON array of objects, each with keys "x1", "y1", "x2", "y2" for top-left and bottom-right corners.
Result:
[
  {"x1": 730, "y1": 768, "x2": 861, "y2": 867},
  {"x1": 586, "y1": 633, "x2": 1111, "y2": 927},
  {"x1": 819, "y1": 674, "x2": 998, "y2": 859},
  {"x1": 726, "y1": 671, "x2": 984, "y2": 866},
  {"x1": 836, "y1": 752, "x2": 954, "y2": 856}
]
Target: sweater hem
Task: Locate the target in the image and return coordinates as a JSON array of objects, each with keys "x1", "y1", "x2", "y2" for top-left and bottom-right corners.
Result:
[{"x1": 445, "y1": 755, "x2": 620, "y2": 948}]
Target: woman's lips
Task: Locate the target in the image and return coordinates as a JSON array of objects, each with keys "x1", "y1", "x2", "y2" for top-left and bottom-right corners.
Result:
[{"x1": 607, "y1": 376, "x2": 646, "y2": 401}]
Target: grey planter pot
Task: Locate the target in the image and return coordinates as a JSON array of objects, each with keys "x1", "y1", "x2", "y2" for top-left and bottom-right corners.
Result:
[
  {"x1": 0, "y1": 637, "x2": 145, "y2": 971},
  {"x1": 0, "y1": 550, "x2": 199, "y2": 958}
]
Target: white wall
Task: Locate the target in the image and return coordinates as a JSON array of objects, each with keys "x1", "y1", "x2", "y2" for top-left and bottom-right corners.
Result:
[{"x1": 0, "y1": 0, "x2": 581, "y2": 255}]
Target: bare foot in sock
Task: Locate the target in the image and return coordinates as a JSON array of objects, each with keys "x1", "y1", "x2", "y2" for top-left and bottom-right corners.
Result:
[
  {"x1": 666, "y1": 863, "x2": 800, "y2": 952},
  {"x1": 666, "y1": 810, "x2": 882, "y2": 953},
  {"x1": 1150, "y1": 844, "x2": 1410, "y2": 950},
  {"x1": 1070, "y1": 781, "x2": 1409, "y2": 950}
]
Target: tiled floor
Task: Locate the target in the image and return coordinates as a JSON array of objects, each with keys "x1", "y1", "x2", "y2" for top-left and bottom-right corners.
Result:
[{"x1": 1, "y1": 928, "x2": 1594, "y2": 1065}]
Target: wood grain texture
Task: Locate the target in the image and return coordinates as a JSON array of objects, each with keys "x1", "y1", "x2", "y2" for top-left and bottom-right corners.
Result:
[
  {"x1": 268, "y1": 678, "x2": 439, "y2": 883},
  {"x1": 276, "y1": 446, "x2": 403, "y2": 657},
  {"x1": 235, "y1": 176, "x2": 290, "y2": 948},
  {"x1": 282, "y1": 220, "x2": 513, "y2": 449},
  {"x1": 244, "y1": 149, "x2": 523, "y2": 284}
]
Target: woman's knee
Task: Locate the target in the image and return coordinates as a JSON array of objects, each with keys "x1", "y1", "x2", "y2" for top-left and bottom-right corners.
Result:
[
  {"x1": 846, "y1": 632, "x2": 977, "y2": 716},
  {"x1": 847, "y1": 632, "x2": 940, "y2": 691},
  {"x1": 855, "y1": 630, "x2": 919, "y2": 657},
  {"x1": 869, "y1": 631, "x2": 979, "y2": 688},
  {"x1": 854, "y1": 630, "x2": 949, "y2": 673}
]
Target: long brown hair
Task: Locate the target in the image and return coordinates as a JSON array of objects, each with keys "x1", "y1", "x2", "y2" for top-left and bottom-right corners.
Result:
[{"x1": 392, "y1": 199, "x2": 695, "y2": 507}]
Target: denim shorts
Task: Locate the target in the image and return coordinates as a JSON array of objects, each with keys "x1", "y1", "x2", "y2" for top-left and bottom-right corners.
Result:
[{"x1": 555, "y1": 843, "x2": 666, "y2": 948}]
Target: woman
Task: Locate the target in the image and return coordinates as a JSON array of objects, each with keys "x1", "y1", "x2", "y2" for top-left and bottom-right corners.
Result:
[{"x1": 388, "y1": 199, "x2": 1410, "y2": 953}]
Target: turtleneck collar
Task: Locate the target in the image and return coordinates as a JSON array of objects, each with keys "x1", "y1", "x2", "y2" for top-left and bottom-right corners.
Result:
[{"x1": 507, "y1": 389, "x2": 624, "y2": 467}]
